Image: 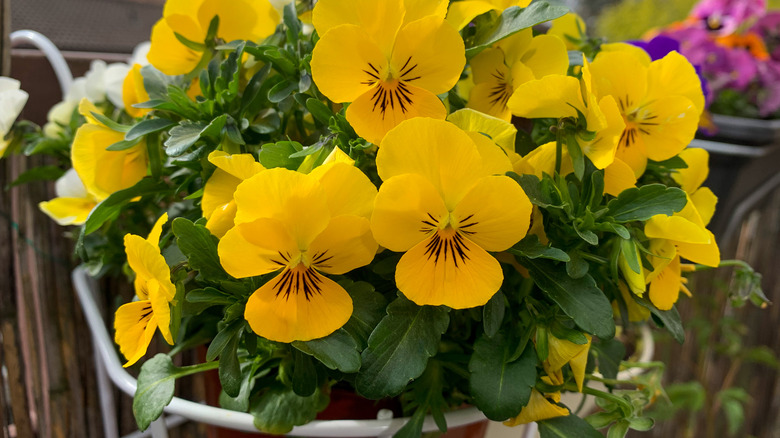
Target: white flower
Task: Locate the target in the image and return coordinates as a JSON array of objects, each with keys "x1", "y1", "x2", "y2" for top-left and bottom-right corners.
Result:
[
  {"x1": 55, "y1": 168, "x2": 89, "y2": 199},
  {"x1": 0, "y1": 77, "x2": 29, "y2": 155},
  {"x1": 43, "y1": 100, "x2": 77, "y2": 138}
]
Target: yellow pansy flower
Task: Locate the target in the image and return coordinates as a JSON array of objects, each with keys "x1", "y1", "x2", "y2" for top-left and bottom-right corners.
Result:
[
  {"x1": 218, "y1": 164, "x2": 378, "y2": 343},
  {"x1": 147, "y1": 0, "x2": 280, "y2": 76},
  {"x1": 447, "y1": 108, "x2": 520, "y2": 170},
  {"x1": 589, "y1": 50, "x2": 704, "y2": 177},
  {"x1": 643, "y1": 148, "x2": 719, "y2": 310},
  {"x1": 503, "y1": 376, "x2": 569, "y2": 426},
  {"x1": 544, "y1": 333, "x2": 592, "y2": 392},
  {"x1": 371, "y1": 118, "x2": 532, "y2": 309},
  {"x1": 447, "y1": 0, "x2": 531, "y2": 30},
  {"x1": 508, "y1": 57, "x2": 625, "y2": 171},
  {"x1": 71, "y1": 99, "x2": 149, "y2": 201},
  {"x1": 114, "y1": 214, "x2": 176, "y2": 367},
  {"x1": 39, "y1": 169, "x2": 99, "y2": 226},
  {"x1": 122, "y1": 64, "x2": 150, "y2": 118},
  {"x1": 516, "y1": 142, "x2": 636, "y2": 197},
  {"x1": 201, "y1": 151, "x2": 266, "y2": 238},
  {"x1": 310, "y1": 0, "x2": 465, "y2": 145},
  {"x1": 469, "y1": 29, "x2": 568, "y2": 121}
]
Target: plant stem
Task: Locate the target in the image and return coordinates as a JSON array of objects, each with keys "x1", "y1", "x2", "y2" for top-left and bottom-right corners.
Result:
[
  {"x1": 569, "y1": 384, "x2": 633, "y2": 415},
  {"x1": 584, "y1": 374, "x2": 639, "y2": 386},
  {"x1": 174, "y1": 360, "x2": 220, "y2": 378},
  {"x1": 692, "y1": 259, "x2": 753, "y2": 272},
  {"x1": 554, "y1": 121, "x2": 565, "y2": 175}
]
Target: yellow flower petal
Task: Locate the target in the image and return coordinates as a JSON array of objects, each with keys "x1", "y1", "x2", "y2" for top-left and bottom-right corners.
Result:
[
  {"x1": 548, "y1": 13, "x2": 586, "y2": 51},
  {"x1": 503, "y1": 389, "x2": 569, "y2": 426},
  {"x1": 645, "y1": 214, "x2": 710, "y2": 244},
  {"x1": 124, "y1": 234, "x2": 175, "y2": 300},
  {"x1": 114, "y1": 300, "x2": 159, "y2": 367},
  {"x1": 308, "y1": 215, "x2": 377, "y2": 275},
  {"x1": 377, "y1": 118, "x2": 484, "y2": 208},
  {"x1": 122, "y1": 64, "x2": 150, "y2": 118},
  {"x1": 309, "y1": 162, "x2": 377, "y2": 219},
  {"x1": 673, "y1": 148, "x2": 709, "y2": 194},
  {"x1": 676, "y1": 229, "x2": 720, "y2": 267},
  {"x1": 310, "y1": 24, "x2": 389, "y2": 103},
  {"x1": 634, "y1": 95, "x2": 699, "y2": 163},
  {"x1": 645, "y1": 239, "x2": 677, "y2": 282},
  {"x1": 347, "y1": 81, "x2": 447, "y2": 145},
  {"x1": 599, "y1": 42, "x2": 652, "y2": 66},
  {"x1": 395, "y1": 229, "x2": 503, "y2": 309},
  {"x1": 508, "y1": 75, "x2": 584, "y2": 120},
  {"x1": 467, "y1": 132, "x2": 513, "y2": 176},
  {"x1": 218, "y1": 218, "x2": 298, "y2": 279},
  {"x1": 508, "y1": 33, "x2": 568, "y2": 79},
  {"x1": 233, "y1": 169, "x2": 329, "y2": 247},
  {"x1": 147, "y1": 280, "x2": 173, "y2": 345},
  {"x1": 206, "y1": 200, "x2": 238, "y2": 239},
  {"x1": 447, "y1": 108, "x2": 517, "y2": 154},
  {"x1": 619, "y1": 243, "x2": 646, "y2": 296},
  {"x1": 312, "y1": 0, "x2": 404, "y2": 56},
  {"x1": 197, "y1": 0, "x2": 278, "y2": 44},
  {"x1": 403, "y1": 0, "x2": 448, "y2": 22},
  {"x1": 690, "y1": 187, "x2": 717, "y2": 226},
  {"x1": 649, "y1": 255, "x2": 683, "y2": 310},
  {"x1": 589, "y1": 51, "x2": 648, "y2": 112},
  {"x1": 202, "y1": 169, "x2": 241, "y2": 221},
  {"x1": 372, "y1": 173, "x2": 449, "y2": 252},
  {"x1": 244, "y1": 266, "x2": 353, "y2": 342},
  {"x1": 646, "y1": 51, "x2": 705, "y2": 115},
  {"x1": 71, "y1": 123, "x2": 148, "y2": 201},
  {"x1": 546, "y1": 333, "x2": 592, "y2": 392},
  {"x1": 603, "y1": 158, "x2": 637, "y2": 197},
  {"x1": 147, "y1": 212, "x2": 168, "y2": 247},
  {"x1": 38, "y1": 197, "x2": 96, "y2": 226},
  {"x1": 451, "y1": 175, "x2": 531, "y2": 251},
  {"x1": 584, "y1": 95, "x2": 623, "y2": 170},
  {"x1": 208, "y1": 150, "x2": 266, "y2": 180},
  {"x1": 445, "y1": 0, "x2": 496, "y2": 30},
  {"x1": 614, "y1": 281, "x2": 651, "y2": 322},
  {"x1": 147, "y1": 18, "x2": 201, "y2": 76}
]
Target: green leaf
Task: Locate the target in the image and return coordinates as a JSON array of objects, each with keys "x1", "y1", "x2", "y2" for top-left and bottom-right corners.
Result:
[
  {"x1": 306, "y1": 98, "x2": 333, "y2": 125},
  {"x1": 219, "y1": 364, "x2": 257, "y2": 412},
  {"x1": 591, "y1": 338, "x2": 626, "y2": 381},
  {"x1": 140, "y1": 65, "x2": 174, "y2": 100},
  {"x1": 466, "y1": 2, "x2": 569, "y2": 58},
  {"x1": 606, "y1": 420, "x2": 630, "y2": 438},
  {"x1": 605, "y1": 184, "x2": 687, "y2": 223},
  {"x1": 524, "y1": 258, "x2": 615, "y2": 339},
  {"x1": 185, "y1": 287, "x2": 235, "y2": 306},
  {"x1": 219, "y1": 327, "x2": 242, "y2": 398},
  {"x1": 206, "y1": 320, "x2": 244, "y2": 362},
  {"x1": 171, "y1": 217, "x2": 228, "y2": 280},
  {"x1": 90, "y1": 111, "x2": 131, "y2": 132},
  {"x1": 164, "y1": 121, "x2": 209, "y2": 156},
  {"x1": 292, "y1": 349, "x2": 318, "y2": 397},
  {"x1": 84, "y1": 178, "x2": 169, "y2": 234},
  {"x1": 355, "y1": 295, "x2": 450, "y2": 399},
  {"x1": 538, "y1": 414, "x2": 603, "y2": 438},
  {"x1": 628, "y1": 416, "x2": 654, "y2": 431},
  {"x1": 293, "y1": 328, "x2": 361, "y2": 373},
  {"x1": 509, "y1": 235, "x2": 570, "y2": 262},
  {"x1": 258, "y1": 141, "x2": 305, "y2": 170},
  {"x1": 483, "y1": 291, "x2": 506, "y2": 337},
  {"x1": 170, "y1": 281, "x2": 185, "y2": 341},
  {"x1": 507, "y1": 172, "x2": 556, "y2": 208},
  {"x1": 126, "y1": 118, "x2": 176, "y2": 141},
  {"x1": 252, "y1": 386, "x2": 329, "y2": 435},
  {"x1": 566, "y1": 135, "x2": 585, "y2": 180},
  {"x1": 6, "y1": 165, "x2": 64, "y2": 188},
  {"x1": 106, "y1": 137, "x2": 143, "y2": 151},
  {"x1": 619, "y1": 238, "x2": 641, "y2": 274},
  {"x1": 341, "y1": 281, "x2": 388, "y2": 349},
  {"x1": 268, "y1": 79, "x2": 297, "y2": 103},
  {"x1": 133, "y1": 354, "x2": 177, "y2": 431},
  {"x1": 469, "y1": 334, "x2": 536, "y2": 421},
  {"x1": 393, "y1": 408, "x2": 426, "y2": 438},
  {"x1": 634, "y1": 296, "x2": 684, "y2": 343},
  {"x1": 565, "y1": 251, "x2": 589, "y2": 279}
]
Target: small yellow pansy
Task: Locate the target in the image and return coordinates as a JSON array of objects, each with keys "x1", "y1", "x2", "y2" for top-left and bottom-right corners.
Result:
[
  {"x1": 508, "y1": 56, "x2": 625, "y2": 171},
  {"x1": 447, "y1": 0, "x2": 531, "y2": 30},
  {"x1": 469, "y1": 29, "x2": 568, "y2": 121},
  {"x1": 71, "y1": 99, "x2": 148, "y2": 201},
  {"x1": 147, "y1": 0, "x2": 280, "y2": 76},
  {"x1": 371, "y1": 118, "x2": 532, "y2": 309},
  {"x1": 544, "y1": 333, "x2": 592, "y2": 392},
  {"x1": 644, "y1": 148, "x2": 719, "y2": 310},
  {"x1": 122, "y1": 64, "x2": 150, "y2": 118},
  {"x1": 218, "y1": 163, "x2": 378, "y2": 343},
  {"x1": 589, "y1": 49, "x2": 704, "y2": 177},
  {"x1": 201, "y1": 151, "x2": 266, "y2": 238},
  {"x1": 39, "y1": 168, "x2": 99, "y2": 226},
  {"x1": 114, "y1": 214, "x2": 176, "y2": 367},
  {"x1": 503, "y1": 376, "x2": 569, "y2": 426},
  {"x1": 447, "y1": 108, "x2": 520, "y2": 171},
  {"x1": 310, "y1": 0, "x2": 465, "y2": 145}
]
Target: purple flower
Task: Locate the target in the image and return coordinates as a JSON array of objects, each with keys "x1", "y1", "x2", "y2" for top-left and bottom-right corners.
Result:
[
  {"x1": 691, "y1": 0, "x2": 767, "y2": 35},
  {"x1": 756, "y1": 60, "x2": 780, "y2": 115}
]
